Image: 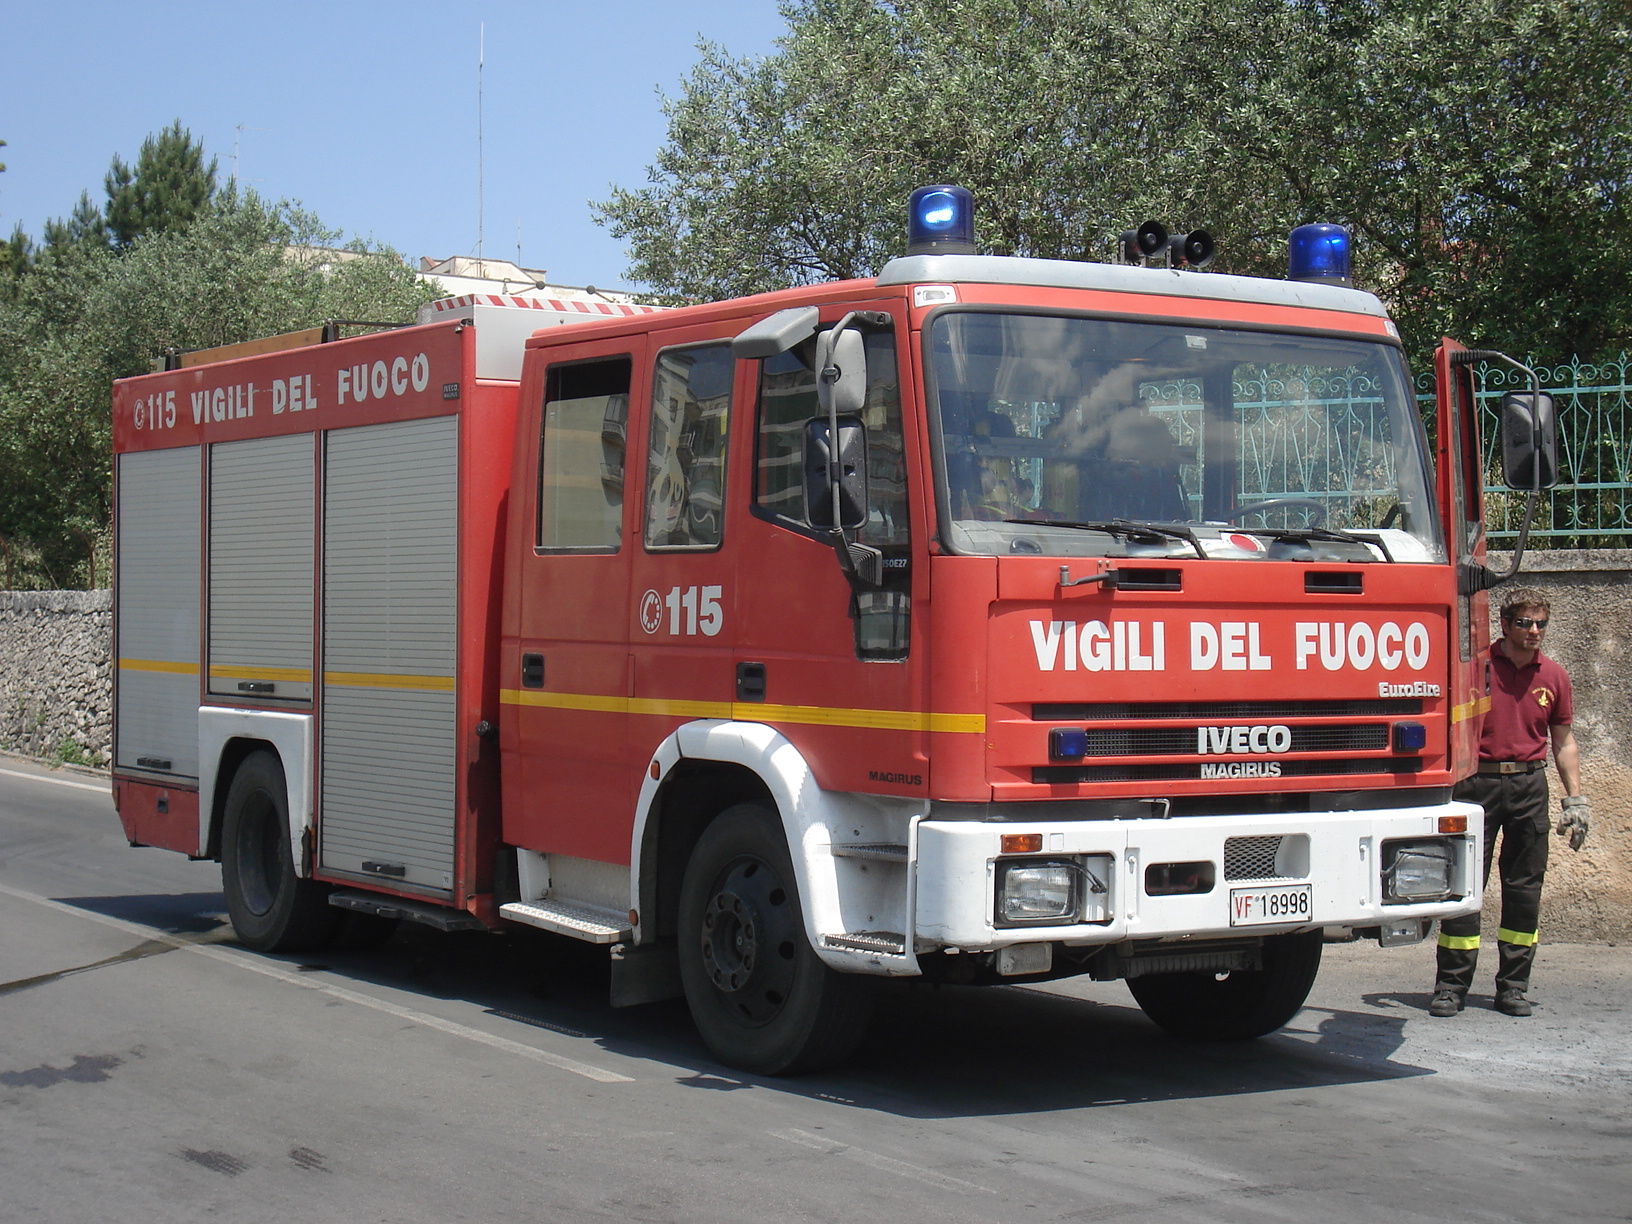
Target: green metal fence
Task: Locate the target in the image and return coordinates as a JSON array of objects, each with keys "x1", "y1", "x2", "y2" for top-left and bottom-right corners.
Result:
[{"x1": 1417, "y1": 353, "x2": 1632, "y2": 546}]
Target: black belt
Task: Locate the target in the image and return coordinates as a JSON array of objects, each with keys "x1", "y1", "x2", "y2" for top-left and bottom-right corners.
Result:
[{"x1": 1477, "y1": 760, "x2": 1546, "y2": 775}]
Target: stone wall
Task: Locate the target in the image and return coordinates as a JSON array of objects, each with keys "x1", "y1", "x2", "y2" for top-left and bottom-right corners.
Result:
[
  {"x1": 2, "y1": 557, "x2": 1627, "y2": 942},
  {"x1": 0, "y1": 590, "x2": 113, "y2": 766},
  {"x1": 1487, "y1": 551, "x2": 1632, "y2": 945}
]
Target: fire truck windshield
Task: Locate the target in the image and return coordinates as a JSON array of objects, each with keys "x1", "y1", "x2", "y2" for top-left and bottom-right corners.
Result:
[{"x1": 927, "y1": 311, "x2": 1443, "y2": 563}]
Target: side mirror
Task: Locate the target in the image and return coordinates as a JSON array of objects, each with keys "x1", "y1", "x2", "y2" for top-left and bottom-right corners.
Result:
[
  {"x1": 1501, "y1": 391, "x2": 1559, "y2": 490},
  {"x1": 803, "y1": 417, "x2": 868, "y2": 530},
  {"x1": 815, "y1": 326, "x2": 867, "y2": 417}
]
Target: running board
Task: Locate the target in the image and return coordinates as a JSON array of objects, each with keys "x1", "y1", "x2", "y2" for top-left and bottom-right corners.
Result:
[
  {"x1": 831, "y1": 842, "x2": 909, "y2": 862},
  {"x1": 825, "y1": 930, "x2": 908, "y2": 955},
  {"x1": 328, "y1": 889, "x2": 488, "y2": 932},
  {"x1": 500, "y1": 899, "x2": 631, "y2": 944}
]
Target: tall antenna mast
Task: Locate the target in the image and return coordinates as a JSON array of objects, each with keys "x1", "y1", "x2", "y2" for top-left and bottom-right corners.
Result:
[{"x1": 477, "y1": 23, "x2": 485, "y2": 271}]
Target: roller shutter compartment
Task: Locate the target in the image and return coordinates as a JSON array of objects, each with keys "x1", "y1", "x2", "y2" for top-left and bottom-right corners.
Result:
[
  {"x1": 319, "y1": 415, "x2": 458, "y2": 894},
  {"x1": 115, "y1": 447, "x2": 202, "y2": 777}
]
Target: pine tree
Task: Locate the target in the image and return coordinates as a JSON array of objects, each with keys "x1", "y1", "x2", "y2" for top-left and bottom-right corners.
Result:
[{"x1": 102, "y1": 120, "x2": 217, "y2": 248}]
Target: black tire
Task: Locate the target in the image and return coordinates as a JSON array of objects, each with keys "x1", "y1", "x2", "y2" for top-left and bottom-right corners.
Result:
[
  {"x1": 221, "y1": 750, "x2": 341, "y2": 953},
  {"x1": 1126, "y1": 930, "x2": 1323, "y2": 1039},
  {"x1": 678, "y1": 803, "x2": 875, "y2": 1075}
]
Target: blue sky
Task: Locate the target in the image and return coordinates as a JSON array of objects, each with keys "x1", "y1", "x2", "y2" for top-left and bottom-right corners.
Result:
[{"x1": 0, "y1": 0, "x2": 789, "y2": 291}]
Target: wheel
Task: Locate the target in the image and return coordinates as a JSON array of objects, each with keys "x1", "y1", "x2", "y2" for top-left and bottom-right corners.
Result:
[
  {"x1": 678, "y1": 803, "x2": 875, "y2": 1074},
  {"x1": 221, "y1": 750, "x2": 340, "y2": 953},
  {"x1": 1126, "y1": 931, "x2": 1323, "y2": 1039},
  {"x1": 1225, "y1": 497, "x2": 1327, "y2": 526}
]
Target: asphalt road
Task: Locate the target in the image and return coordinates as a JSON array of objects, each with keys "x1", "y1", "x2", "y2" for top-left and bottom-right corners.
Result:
[{"x1": 2, "y1": 754, "x2": 1629, "y2": 1223}]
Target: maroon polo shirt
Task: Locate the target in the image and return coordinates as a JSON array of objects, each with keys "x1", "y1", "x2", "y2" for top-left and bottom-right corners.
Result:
[{"x1": 1480, "y1": 642, "x2": 1573, "y2": 762}]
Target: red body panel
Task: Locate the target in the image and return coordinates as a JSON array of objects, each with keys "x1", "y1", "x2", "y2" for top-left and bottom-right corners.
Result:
[{"x1": 114, "y1": 778, "x2": 199, "y2": 855}]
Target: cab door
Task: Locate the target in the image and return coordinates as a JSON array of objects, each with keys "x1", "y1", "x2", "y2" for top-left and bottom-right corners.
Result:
[
  {"x1": 1434, "y1": 338, "x2": 1491, "y2": 779},
  {"x1": 507, "y1": 336, "x2": 647, "y2": 862},
  {"x1": 728, "y1": 303, "x2": 928, "y2": 799},
  {"x1": 628, "y1": 330, "x2": 741, "y2": 761}
]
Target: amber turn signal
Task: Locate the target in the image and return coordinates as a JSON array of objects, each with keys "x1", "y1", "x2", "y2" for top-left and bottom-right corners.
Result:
[
  {"x1": 1001, "y1": 833, "x2": 1044, "y2": 854},
  {"x1": 1438, "y1": 815, "x2": 1468, "y2": 834}
]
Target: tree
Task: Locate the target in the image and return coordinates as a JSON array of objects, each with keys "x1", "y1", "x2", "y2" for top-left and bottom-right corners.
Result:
[
  {"x1": 597, "y1": 0, "x2": 1632, "y2": 363},
  {"x1": 0, "y1": 185, "x2": 436, "y2": 588},
  {"x1": 103, "y1": 119, "x2": 218, "y2": 248}
]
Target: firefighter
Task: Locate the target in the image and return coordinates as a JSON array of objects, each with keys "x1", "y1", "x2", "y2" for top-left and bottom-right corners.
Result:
[{"x1": 1430, "y1": 589, "x2": 1589, "y2": 1018}]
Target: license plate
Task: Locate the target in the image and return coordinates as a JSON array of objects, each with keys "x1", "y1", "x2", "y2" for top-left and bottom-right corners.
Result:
[{"x1": 1229, "y1": 884, "x2": 1312, "y2": 926}]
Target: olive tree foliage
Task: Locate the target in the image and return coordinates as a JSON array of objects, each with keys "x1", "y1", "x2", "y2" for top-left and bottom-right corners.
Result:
[
  {"x1": 595, "y1": 0, "x2": 1207, "y2": 301},
  {"x1": 0, "y1": 188, "x2": 435, "y2": 587},
  {"x1": 597, "y1": 0, "x2": 1630, "y2": 363}
]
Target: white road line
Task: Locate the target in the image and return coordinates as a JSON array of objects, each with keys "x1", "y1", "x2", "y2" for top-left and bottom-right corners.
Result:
[
  {"x1": 0, "y1": 766, "x2": 110, "y2": 795},
  {"x1": 772, "y1": 1128, "x2": 995, "y2": 1194},
  {"x1": 0, "y1": 881, "x2": 634, "y2": 1084}
]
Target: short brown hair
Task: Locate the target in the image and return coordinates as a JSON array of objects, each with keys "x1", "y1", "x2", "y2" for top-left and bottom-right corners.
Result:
[{"x1": 1500, "y1": 588, "x2": 1551, "y2": 621}]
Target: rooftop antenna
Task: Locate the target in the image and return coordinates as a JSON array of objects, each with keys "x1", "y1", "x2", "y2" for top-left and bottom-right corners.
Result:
[
  {"x1": 231, "y1": 124, "x2": 267, "y2": 188},
  {"x1": 476, "y1": 23, "x2": 485, "y2": 274}
]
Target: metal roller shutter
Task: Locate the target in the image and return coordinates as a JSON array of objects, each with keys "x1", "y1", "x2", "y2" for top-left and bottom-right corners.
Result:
[
  {"x1": 319, "y1": 415, "x2": 458, "y2": 893},
  {"x1": 208, "y1": 433, "x2": 315, "y2": 700},
  {"x1": 115, "y1": 447, "x2": 201, "y2": 777}
]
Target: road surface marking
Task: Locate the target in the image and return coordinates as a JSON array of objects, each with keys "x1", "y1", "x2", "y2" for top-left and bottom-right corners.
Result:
[
  {"x1": 772, "y1": 1127, "x2": 995, "y2": 1193},
  {"x1": 0, "y1": 881, "x2": 634, "y2": 1084},
  {"x1": 0, "y1": 766, "x2": 109, "y2": 795}
]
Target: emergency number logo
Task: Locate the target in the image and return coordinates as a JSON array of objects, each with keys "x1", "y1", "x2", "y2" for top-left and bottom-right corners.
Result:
[{"x1": 639, "y1": 590, "x2": 665, "y2": 635}]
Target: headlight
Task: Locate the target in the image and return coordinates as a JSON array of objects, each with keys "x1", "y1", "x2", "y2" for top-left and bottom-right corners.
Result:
[
  {"x1": 1381, "y1": 838, "x2": 1454, "y2": 904},
  {"x1": 996, "y1": 858, "x2": 1084, "y2": 925}
]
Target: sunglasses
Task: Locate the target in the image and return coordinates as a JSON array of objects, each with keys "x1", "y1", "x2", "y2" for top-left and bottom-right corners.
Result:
[{"x1": 1507, "y1": 616, "x2": 1549, "y2": 630}]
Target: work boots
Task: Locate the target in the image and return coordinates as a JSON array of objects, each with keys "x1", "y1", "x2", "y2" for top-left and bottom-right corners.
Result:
[
  {"x1": 1495, "y1": 988, "x2": 1533, "y2": 1017},
  {"x1": 1428, "y1": 990, "x2": 1465, "y2": 1017}
]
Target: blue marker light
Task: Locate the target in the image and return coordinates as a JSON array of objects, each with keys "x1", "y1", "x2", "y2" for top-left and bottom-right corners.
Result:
[
  {"x1": 1289, "y1": 223, "x2": 1352, "y2": 287},
  {"x1": 907, "y1": 184, "x2": 976, "y2": 256}
]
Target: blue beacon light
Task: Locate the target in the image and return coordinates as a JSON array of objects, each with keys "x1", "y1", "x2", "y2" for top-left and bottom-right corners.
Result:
[
  {"x1": 1288, "y1": 223, "x2": 1352, "y2": 287},
  {"x1": 907, "y1": 185, "x2": 976, "y2": 256}
]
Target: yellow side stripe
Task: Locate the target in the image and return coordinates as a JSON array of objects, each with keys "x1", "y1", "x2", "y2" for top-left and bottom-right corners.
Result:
[
  {"x1": 1438, "y1": 933, "x2": 1481, "y2": 950},
  {"x1": 1451, "y1": 694, "x2": 1493, "y2": 724},
  {"x1": 325, "y1": 671, "x2": 456, "y2": 692},
  {"x1": 500, "y1": 688, "x2": 985, "y2": 734},
  {"x1": 208, "y1": 664, "x2": 312, "y2": 683},
  {"x1": 118, "y1": 658, "x2": 199, "y2": 676},
  {"x1": 1497, "y1": 927, "x2": 1539, "y2": 947}
]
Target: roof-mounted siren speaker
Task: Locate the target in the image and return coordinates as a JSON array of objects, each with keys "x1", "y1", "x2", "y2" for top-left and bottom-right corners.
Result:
[
  {"x1": 907, "y1": 185, "x2": 977, "y2": 256},
  {"x1": 1167, "y1": 229, "x2": 1215, "y2": 269},
  {"x1": 1120, "y1": 220, "x2": 1168, "y2": 264},
  {"x1": 1289, "y1": 223, "x2": 1352, "y2": 287}
]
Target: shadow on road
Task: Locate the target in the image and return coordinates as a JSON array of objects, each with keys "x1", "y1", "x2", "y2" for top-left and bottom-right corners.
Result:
[{"x1": 54, "y1": 889, "x2": 1435, "y2": 1119}]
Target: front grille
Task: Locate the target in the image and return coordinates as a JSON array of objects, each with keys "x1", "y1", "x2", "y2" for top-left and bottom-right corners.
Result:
[
  {"x1": 1034, "y1": 759, "x2": 1425, "y2": 784},
  {"x1": 1071, "y1": 724, "x2": 1387, "y2": 757},
  {"x1": 1225, "y1": 836, "x2": 1285, "y2": 880},
  {"x1": 1034, "y1": 698, "x2": 1423, "y2": 721}
]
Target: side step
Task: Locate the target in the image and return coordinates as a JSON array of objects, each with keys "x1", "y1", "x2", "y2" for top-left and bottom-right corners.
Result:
[
  {"x1": 328, "y1": 889, "x2": 488, "y2": 932},
  {"x1": 500, "y1": 899, "x2": 631, "y2": 944},
  {"x1": 831, "y1": 842, "x2": 909, "y2": 862}
]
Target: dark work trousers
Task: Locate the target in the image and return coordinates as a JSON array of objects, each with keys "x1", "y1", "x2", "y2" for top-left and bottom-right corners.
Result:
[{"x1": 1435, "y1": 770, "x2": 1550, "y2": 996}]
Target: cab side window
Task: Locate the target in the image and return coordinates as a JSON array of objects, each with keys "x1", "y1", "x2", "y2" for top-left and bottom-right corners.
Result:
[
  {"x1": 753, "y1": 330, "x2": 908, "y2": 546},
  {"x1": 537, "y1": 357, "x2": 631, "y2": 553},
  {"x1": 644, "y1": 343, "x2": 733, "y2": 550}
]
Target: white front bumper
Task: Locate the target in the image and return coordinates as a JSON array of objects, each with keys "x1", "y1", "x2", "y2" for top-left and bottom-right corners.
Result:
[{"x1": 913, "y1": 800, "x2": 1482, "y2": 950}]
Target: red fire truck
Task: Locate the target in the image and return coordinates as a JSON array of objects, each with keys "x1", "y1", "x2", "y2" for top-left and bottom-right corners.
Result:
[{"x1": 110, "y1": 189, "x2": 1555, "y2": 1073}]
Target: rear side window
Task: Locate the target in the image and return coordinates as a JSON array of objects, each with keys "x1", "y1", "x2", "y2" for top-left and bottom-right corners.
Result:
[
  {"x1": 644, "y1": 343, "x2": 733, "y2": 550},
  {"x1": 537, "y1": 356, "x2": 631, "y2": 553}
]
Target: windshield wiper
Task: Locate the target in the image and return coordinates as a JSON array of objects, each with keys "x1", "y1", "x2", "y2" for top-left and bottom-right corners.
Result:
[
  {"x1": 1006, "y1": 518, "x2": 1207, "y2": 559},
  {"x1": 1236, "y1": 525, "x2": 1388, "y2": 558}
]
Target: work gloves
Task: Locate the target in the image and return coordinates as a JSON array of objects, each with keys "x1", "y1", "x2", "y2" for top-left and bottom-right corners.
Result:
[{"x1": 1557, "y1": 795, "x2": 1590, "y2": 851}]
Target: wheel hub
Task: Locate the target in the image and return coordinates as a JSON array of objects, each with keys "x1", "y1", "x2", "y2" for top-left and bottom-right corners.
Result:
[{"x1": 697, "y1": 856, "x2": 799, "y2": 1024}]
